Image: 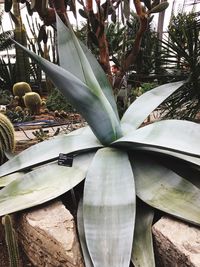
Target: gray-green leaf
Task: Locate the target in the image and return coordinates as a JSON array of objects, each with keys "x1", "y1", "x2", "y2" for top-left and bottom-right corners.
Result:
[
  {"x1": 0, "y1": 134, "x2": 102, "y2": 177},
  {"x1": 56, "y1": 14, "x2": 118, "y2": 119},
  {"x1": 136, "y1": 146, "x2": 200, "y2": 168},
  {"x1": 0, "y1": 172, "x2": 24, "y2": 187},
  {"x1": 132, "y1": 202, "x2": 155, "y2": 267},
  {"x1": 12, "y1": 34, "x2": 122, "y2": 145},
  {"x1": 0, "y1": 152, "x2": 95, "y2": 216},
  {"x1": 77, "y1": 199, "x2": 94, "y2": 267},
  {"x1": 83, "y1": 147, "x2": 135, "y2": 267},
  {"x1": 132, "y1": 155, "x2": 200, "y2": 225},
  {"x1": 121, "y1": 81, "x2": 184, "y2": 134},
  {"x1": 114, "y1": 120, "x2": 200, "y2": 157}
]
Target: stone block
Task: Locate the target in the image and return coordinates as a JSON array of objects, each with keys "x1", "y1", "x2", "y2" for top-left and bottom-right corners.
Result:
[
  {"x1": 15, "y1": 201, "x2": 84, "y2": 267},
  {"x1": 152, "y1": 216, "x2": 200, "y2": 267}
]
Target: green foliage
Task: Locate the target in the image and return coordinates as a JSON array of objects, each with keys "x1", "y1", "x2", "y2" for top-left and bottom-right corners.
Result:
[
  {"x1": 0, "y1": 10, "x2": 13, "y2": 51},
  {"x1": 0, "y1": 89, "x2": 12, "y2": 105},
  {"x1": 159, "y1": 12, "x2": 200, "y2": 119},
  {"x1": 118, "y1": 12, "x2": 159, "y2": 74},
  {"x1": 133, "y1": 82, "x2": 158, "y2": 96},
  {"x1": 23, "y1": 92, "x2": 42, "y2": 115},
  {"x1": 75, "y1": 13, "x2": 158, "y2": 74},
  {"x1": 0, "y1": 58, "x2": 16, "y2": 92},
  {"x1": 0, "y1": 11, "x2": 15, "y2": 91},
  {"x1": 140, "y1": 82, "x2": 158, "y2": 93},
  {"x1": 46, "y1": 88, "x2": 74, "y2": 112},
  {"x1": 0, "y1": 15, "x2": 200, "y2": 267},
  {"x1": 2, "y1": 215, "x2": 20, "y2": 267},
  {"x1": 6, "y1": 109, "x2": 33, "y2": 124},
  {"x1": 0, "y1": 113, "x2": 15, "y2": 165},
  {"x1": 25, "y1": 15, "x2": 58, "y2": 87},
  {"x1": 129, "y1": 82, "x2": 158, "y2": 103},
  {"x1": 0, "y1": 30, "x2": 13, "y2": 51},
  {"x1": 105, "y1": 22, "x2": 126, "y2": 66}
]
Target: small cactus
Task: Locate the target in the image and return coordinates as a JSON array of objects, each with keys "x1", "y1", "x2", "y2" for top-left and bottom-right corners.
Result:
[
  {"x1": 0, "y1": 113, "x2": 15, "y2": 165},
  {"x1": 41, "y1": 100, "x2": 46, "y2": 106},
  {"x1": 23, "y1": 92, "x2": 42, "y2": 115},
  {"x1": 14, "y1": 106, "x2": 23, "y2": 113},
  {"x1": 54, "y1": 110, "x2": 59, "y2": 116},
  {"x1": 14, "y1": 96, "x2": 20, "y2": 101},
  {"x1": 13, "y1": 82, "x2": 32, "y2": 106},
  {"x1": 13, "y1": 82, "x2": 32, "y2": 98}
]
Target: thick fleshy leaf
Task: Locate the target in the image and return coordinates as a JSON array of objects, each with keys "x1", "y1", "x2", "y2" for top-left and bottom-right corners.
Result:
[
  {"x1": 56, "y1": 14, "x2": 118, "y2": 119},
  {"x1": 0, "y1": 172, "x2": 24, "y2": 187},
  {"x1": 135, "y1": 146, "x2": 200, "y2": 168},
  {"x1": 12, "y1": 39, "x2": 122, "y2": 145},
  {"x1": 83, "y1": 148, "x2": 135, "y2": 267},
  {"x1": 132, "y1": 149, "x2": 200, "y2": 189},
  {"x1": 132, "y1": 202, "x2": 155, "y2": 267},
  {"x1": 0, "y1": 134, "x2": 102, "y2": 177},
  {"x1": 67, "y1": 126, "x2": 93, "y2": 136},
  {"x1": 0, "y1": 152, "x2": 95, "y2": 216},
  {"x1": 77, "y1": 199, "x2": 94, "y2": 267},
  {"x1": 4, "y1": 151, "x2": 15, "y2": 160},
  {"x1": 131, "y1": 156, "x2": 200, "y2": 225},
  {"x1": 80, "y1": 43, "x2": 119, "y2": 119},
  {"x1": 113, "y1": 120, "x2": 200, "y2": 157},
  {"x1": 121, "y1": 81, "x2": 184, "y2": 134}
]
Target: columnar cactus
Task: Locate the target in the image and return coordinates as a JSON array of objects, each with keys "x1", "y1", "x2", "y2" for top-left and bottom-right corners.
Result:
[
  {"x1": 12, "y1": 82, "x2": 32, "y2": 106},
  {"x1": 2, "y1": 215, "x2": 20, "y2": 267},
  {"x1": 0, "y1": 113, "x2": 15, "y2": 165},
  {"x1": 23, "y1": 92, "x2": 42, "y2": 115}
]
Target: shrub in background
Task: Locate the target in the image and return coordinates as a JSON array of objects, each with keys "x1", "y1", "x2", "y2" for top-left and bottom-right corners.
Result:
[
  {"x1": 0, "y1": 89, "x2": 12, "y2": 105},
  {"x1": 46, "y1": 88, "x2": 74, "y2": 112}
]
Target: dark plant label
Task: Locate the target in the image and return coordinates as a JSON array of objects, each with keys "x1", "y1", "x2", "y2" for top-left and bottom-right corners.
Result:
[{"x1": 58, "y1": 153, "x2": 73, "y2": 167}]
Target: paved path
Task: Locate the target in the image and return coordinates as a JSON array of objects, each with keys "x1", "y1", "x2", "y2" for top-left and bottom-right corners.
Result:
[{"x1": 14, "y1": 123, "x2": 86, "y2": 141}]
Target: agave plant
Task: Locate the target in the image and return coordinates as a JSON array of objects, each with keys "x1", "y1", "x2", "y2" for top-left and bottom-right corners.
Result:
[{"x1": 0, "y1": 14, "x2": 200, "y2": 267}]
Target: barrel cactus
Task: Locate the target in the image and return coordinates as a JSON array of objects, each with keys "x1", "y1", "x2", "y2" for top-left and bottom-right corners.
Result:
[
  {"x1": 12, "y1": 82, "x2": 32, "y2": 106},
  {"x1": 23, "y1": 92, "x2": 42, "y2": 115},
  {"x1": 0, "y1": 113, "x2": 15, "y2": 165}
]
